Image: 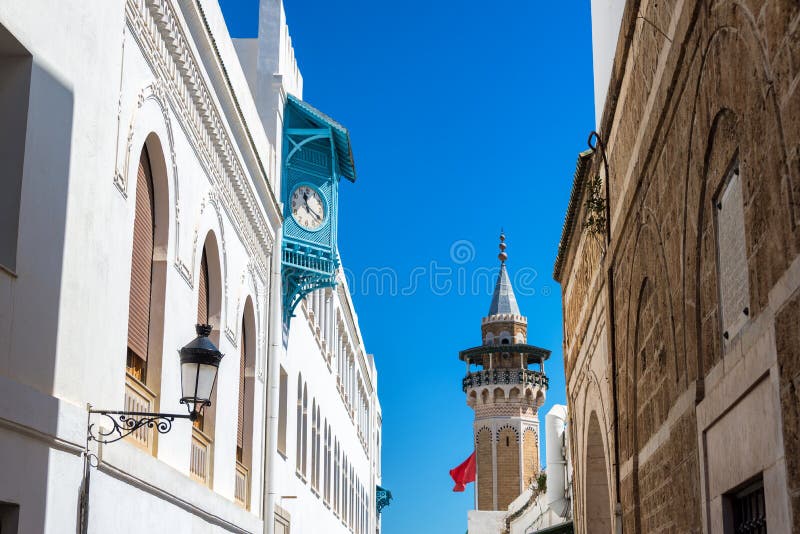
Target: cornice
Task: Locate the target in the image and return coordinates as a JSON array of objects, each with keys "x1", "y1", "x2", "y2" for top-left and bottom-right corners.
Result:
[
  {"x1": 553, "y1": 149, "x2": 593, "y2": 282},
  {"x1": 126, "y1": 0, "x2": 274, "y2": 280}
]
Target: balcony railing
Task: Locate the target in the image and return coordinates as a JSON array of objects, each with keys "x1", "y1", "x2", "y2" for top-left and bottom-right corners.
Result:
[
  {"x1": 124, "y1": 373, "x2": 157, "y2": 453},
  {"x1": 235, "y1": 461, "x2": 249, "y2": 508},
  {"x1": 190, "y1": 427, "x2": 212, "y2": 485},
  {"x1": 462, "y1": 369, "x2": 548, "y2": 392}
]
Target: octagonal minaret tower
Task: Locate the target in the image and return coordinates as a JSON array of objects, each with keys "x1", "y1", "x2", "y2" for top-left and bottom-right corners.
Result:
[{"x1": 459, "y1": 234, "x2": 549, "y2": 511}]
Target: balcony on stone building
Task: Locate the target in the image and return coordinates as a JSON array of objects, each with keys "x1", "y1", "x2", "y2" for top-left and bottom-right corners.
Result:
[
  {"x1": 459, "y1": 343, "x2": 550, "y2": 406},
  {"x1": 461, "y1": 368, "x2": 549, "y2": 392}
]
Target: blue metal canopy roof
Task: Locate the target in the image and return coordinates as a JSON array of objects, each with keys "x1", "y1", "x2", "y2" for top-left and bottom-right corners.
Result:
[{"x1": 286, "y1": 94, "x2": 356, "y2": 182}]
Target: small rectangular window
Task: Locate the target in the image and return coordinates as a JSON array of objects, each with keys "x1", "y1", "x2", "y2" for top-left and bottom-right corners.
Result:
[
  {"x1": 0, "y1": 501, "x2": 20, "y2": 533},
  {"x1": 715, "y1": 161, "x2": 750, "y2": 342},
  {"x1": 725, "y1": 477, "x2": 766, "y2": 534},
  {"x1": 0, "y1": 24, "x2": 32, "y2": 273},
  {"x1": 277, "y1": 366, "x2": 288, "y2": 455}
]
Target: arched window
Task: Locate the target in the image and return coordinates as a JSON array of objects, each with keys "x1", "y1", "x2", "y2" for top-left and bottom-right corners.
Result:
[
  {"x1": 322, "y1": 423, "x2": 328, "y2": 501},
  {"x1": 190, "y1": 235, "x2": 222, "y2": 487},
  {"x1": 325, "y1": 421, "x2": 331, "y2": 502},
  {"x1": 315, "y1": 406, "x2": 321, "y2": 492},
  {"x1": 311, "y1": 398, "x2": 317, "y2": 488},
  {"x1": 235, "y1": 299, "x2": 256, "y2": 509},
  {"x1": 302, "y1": 384, "x2": 308, "y2": 477},
  {"x1": 126, "y1": 147, "x2": 155, "y2": 382},
  {"x1": 198, "y1": 250, "x2": 208, "y2": 323},
  {"x1": 124, "y1": 143, "x2": 168, "y2": 455},
  {"x1": 237, "y1": 313, "x2": 247, "y2": 454},
  {"x1": 296, "y1": 374, "x2": 303, "y2": 473},
  {"x1": 193, "y1": 248, "x2": 210, "y2": 433},
  {"x1": 341, "y1": 455, "x2": 345, "y2": 516},
  {"x1": 334, "y1": 440, "x2": 340, "y2": 513}
]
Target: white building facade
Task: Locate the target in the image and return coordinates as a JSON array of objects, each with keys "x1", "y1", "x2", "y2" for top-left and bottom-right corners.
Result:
[{"x1": 0, "y1": 0, "x2": 381, "y2": 532}]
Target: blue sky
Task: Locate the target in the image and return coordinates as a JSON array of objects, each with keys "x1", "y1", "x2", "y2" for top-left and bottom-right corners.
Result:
[{"x1": 219, "y1": 1, "x2": 594, "y2": 532}]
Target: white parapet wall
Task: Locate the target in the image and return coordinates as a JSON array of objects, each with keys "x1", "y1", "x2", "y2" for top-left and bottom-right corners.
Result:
[
  {"x1": 468, "y1": 510, "x2": 507, "y2": 534},
  {"x1": 590, "y1": 0, "x2": 626, "y2": 128}
]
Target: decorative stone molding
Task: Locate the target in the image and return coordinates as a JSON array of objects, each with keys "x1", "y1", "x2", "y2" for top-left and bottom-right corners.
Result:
[
  {"x1": 483, "y1": 313, "x2": 527, "y2": 325},
  {"x1": 474, "y1": 425, "x2": 493, "y2": 444},
  {"x1": 522, "y1": 426, "x2": 538, "y2": 442},
  {"x1": 120, "y1": 81, "x2": 187, "y2": 289},
  {"x1": 125, "y1": 0, "x2": 274, "y2": 282},
  {"x1": 192, "y1": 190, "x2": 237, "y2": 345},
  {"x1": 496, "y1": 424, "x2": 520, "y2": 442}
]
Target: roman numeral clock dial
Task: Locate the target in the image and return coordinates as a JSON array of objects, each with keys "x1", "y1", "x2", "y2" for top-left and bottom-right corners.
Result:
[{"x1": 290, "y1": 185, "x2": 325, "y2": 231}]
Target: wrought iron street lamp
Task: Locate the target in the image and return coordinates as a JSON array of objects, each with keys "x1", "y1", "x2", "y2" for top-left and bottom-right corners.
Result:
[
  {"x1": 78, "y1": 324, "x2": 223, "y2": 533},
  {"x1": 87, "y1": 323, "x2": 224, "y2": 444}
]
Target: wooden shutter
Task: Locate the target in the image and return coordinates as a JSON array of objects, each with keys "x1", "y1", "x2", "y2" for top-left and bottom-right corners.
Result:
[
  {"x1": 237, "y1": 317, "x2": 246, "y2": 452},
  {"x1": 127, "y1": 148, "x2": 155, "y2": 366},
  {"x1": 198, "y1": 249, "x2": 209, "y2": 324}
]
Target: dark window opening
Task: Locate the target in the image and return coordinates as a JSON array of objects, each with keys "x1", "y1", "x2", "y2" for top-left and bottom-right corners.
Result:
[
  {"x1": 0, "y1": 24, "x2": 32, "y2": 273},
  {"x1": 0, "y1": 501, "x2": 20, "y2": 534},
  {"x1": 726, "y1": 477, "x2": 767, "y2": 534}
]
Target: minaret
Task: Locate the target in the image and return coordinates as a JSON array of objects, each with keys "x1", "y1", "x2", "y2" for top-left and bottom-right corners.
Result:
[{"x1": 460, "y1": 234, "x2": 550, "y2": 511}]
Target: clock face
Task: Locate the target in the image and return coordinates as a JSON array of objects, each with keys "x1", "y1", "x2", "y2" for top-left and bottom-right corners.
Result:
[{"x1": 290, "y1": 185, "x2": 326, "y2": 230}]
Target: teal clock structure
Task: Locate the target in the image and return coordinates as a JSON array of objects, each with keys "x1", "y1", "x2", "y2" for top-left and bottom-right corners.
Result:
[{"x1": 281, "y1": 95, "x2": 356, "y2": 323}]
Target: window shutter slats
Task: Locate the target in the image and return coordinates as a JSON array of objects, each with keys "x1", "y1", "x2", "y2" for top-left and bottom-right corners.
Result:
[
  {"x1": 198, "y1": 250, "x2": 208, "y2": 324},
  {"x1": 127, "y1": 148, "x2": 154, "y2": 364},
  {"x1": 237, "y1": 318, "x2": 246, "y2": 450}
]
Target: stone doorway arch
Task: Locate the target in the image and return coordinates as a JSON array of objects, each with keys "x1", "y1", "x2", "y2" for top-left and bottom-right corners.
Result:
[{"x1": 585, "y1": 411, "x2": 612, "y2": 533}]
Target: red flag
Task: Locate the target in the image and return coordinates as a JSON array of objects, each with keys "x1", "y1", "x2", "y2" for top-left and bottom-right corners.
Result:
[{"x1": 449, "y1": 451, "x2": 476, "y2": 492}]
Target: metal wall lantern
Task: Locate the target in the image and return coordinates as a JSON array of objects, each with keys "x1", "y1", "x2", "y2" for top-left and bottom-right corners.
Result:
[
  {"x1": 179, "y1": 323, "x2": 223, "y2": 421},
  {"x1": 87, "y1": 324, "x2": 224, "y2": 444}
]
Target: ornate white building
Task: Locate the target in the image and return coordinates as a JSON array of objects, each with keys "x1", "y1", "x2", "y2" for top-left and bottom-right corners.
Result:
[{"x1": 0, "y1": 0, "x2": 381, "y2": 533}]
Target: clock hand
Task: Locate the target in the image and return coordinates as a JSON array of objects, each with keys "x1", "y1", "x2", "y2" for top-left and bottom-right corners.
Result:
[{"x1": 308, "y1": 207, "x2": 322, "y2": 220}]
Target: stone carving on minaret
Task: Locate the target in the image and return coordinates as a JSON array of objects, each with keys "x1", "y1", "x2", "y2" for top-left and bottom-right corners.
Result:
[{"x1": 458, "y1": 233, "x2": 550, "y2": 511}]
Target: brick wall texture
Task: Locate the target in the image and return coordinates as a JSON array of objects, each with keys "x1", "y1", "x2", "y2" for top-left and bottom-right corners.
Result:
[
  {"x1": 496, "y1": 428, "x2": 520, "y2": 510},
  {"x1": 523, "y1": 428, "x2": 539, "y2": 487},
  {"x1": 477, "y1": 427, "x2": 494, "y2": 510}
]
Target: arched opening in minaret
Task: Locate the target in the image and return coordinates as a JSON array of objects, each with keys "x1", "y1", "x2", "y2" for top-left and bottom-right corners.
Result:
[{"x1": 585, "y1": 411, "x2": 612, "y2": 533}]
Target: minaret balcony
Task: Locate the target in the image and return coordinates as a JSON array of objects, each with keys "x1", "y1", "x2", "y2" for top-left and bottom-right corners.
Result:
[{"x1": 462, "y1": 368, "x2": 548, "y2": 392}]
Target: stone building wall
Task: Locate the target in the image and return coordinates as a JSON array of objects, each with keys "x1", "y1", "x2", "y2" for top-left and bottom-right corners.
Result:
[
  {"x1": 477, "y1": 427, "x2": 494, "y2": 510},
  {"x1": 522, "y1": 428, "x2": 539, "y2": 487},
  {"x1": 555, "y1": 0, "x2": 800, "y2": 532},
  {"x1": 497, "y1": 427, "x2": 522, "y2": 510}
]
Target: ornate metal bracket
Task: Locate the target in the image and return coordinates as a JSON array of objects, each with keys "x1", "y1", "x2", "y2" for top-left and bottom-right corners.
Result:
[
  {"x1": 586, "y1": 131, "x2": 612, "y2": 244},
  {"x1": 281, "y1": 265, "x2": 337, "y2": 323},
  {"x1": 376, "y1": 485, "x2": 393, "y2": 515},
  {"x1": 87, "y1": 409, "x2": 193, "y2": 445}
]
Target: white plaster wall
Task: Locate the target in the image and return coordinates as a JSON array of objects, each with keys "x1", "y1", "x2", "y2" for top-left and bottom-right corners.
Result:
[
  {"x1": 269, "y1": 291, "x2": 379, "y2": 534},
  {"x1": 0, "y1": 0, "x2": 379, "y2": 532},
  {"x1": 0, "y1": 0, "x2": 279, "y2": 531},
  {"x1": 468, "y1": 510, "x2": 506, "y2": 534},
  {"x1": 590, "y1": 0, "x2": 626, "y2": 127},
  {"x1": 506, "y1": 490, "x2": 566, "y2": 534}
]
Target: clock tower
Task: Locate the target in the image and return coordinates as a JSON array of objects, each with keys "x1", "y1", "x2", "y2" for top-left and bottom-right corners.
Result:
[
  {"x1": 459, "y1": 234, "x2": 550, "y2": 511},
  {"x1": 281, "y1": 95, "x2": 356, "y2": 323}
]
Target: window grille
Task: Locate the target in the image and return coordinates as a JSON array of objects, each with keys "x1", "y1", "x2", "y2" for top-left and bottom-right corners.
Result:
[{"x1": 731, "y1": 479, "x2": 767, "y2": 534}]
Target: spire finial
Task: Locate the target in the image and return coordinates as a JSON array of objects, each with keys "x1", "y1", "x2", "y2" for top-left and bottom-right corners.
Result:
[{"x1": 498, "y1": 231, "x2": 508, "y2": 263}]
